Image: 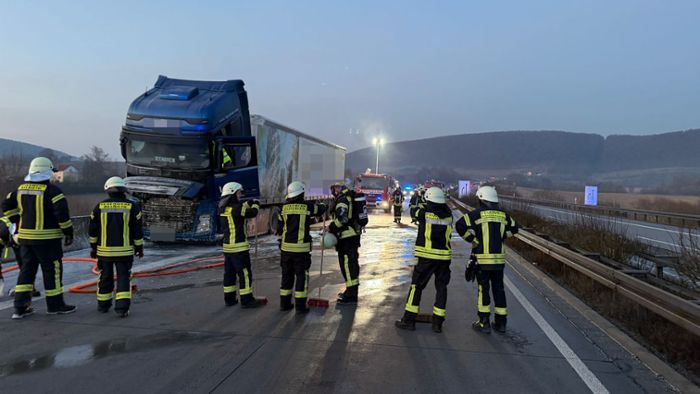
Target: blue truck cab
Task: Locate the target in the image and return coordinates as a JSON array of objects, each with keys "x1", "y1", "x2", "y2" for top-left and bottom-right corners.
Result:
[{"x1": 120, "y1": 76, "x2": 260, "y2": 242}]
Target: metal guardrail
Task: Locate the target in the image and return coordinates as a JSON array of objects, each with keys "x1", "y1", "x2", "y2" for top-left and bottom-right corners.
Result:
[
  {"x1": 499, "y1": 195, "x2": 700, "y2": 229},
  {"x1": 450, "y1": 197, "x2": 700, "y2": 337}
]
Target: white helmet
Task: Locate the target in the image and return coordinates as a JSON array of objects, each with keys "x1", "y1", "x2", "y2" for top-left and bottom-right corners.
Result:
[
  {"x1": 476, "y1": 185, "x2": 498, "y2": 203},
  {"x1": 287, "y1": 181, "x2": 305, "y2": 198},
  {"x1": 321, "y1": 232, "x2": 337, "y2": 249},
  {"x1": 221, "y1": 182, "x2": 243, "y2": 197},
  {"x1": 28, "y1": 157, "x2": 54, "y2": 174},
  {"x1": 104, "y1": 176, "x2": 126, "y2": 191},
  {"x1": 425, "y1": 187, "x2": 446, "y2": 204}
]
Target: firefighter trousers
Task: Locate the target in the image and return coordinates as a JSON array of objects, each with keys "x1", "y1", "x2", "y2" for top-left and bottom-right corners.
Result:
[
  {"x1": 337, "y1": 238, "x2": 360, "y2": 297},
  {"x1": 476, "y1": 268, "x2": 507, "y2": 323},
  {"x1": 404, "y1": 257, "x2": 451, "y2": 321},
  {"x1": 14, "y1": 241, "x2": 66, "y2": 311},
  {"x1": 224, "y1": 251, "x2": 255, "y2": 305},
  {"x1": 280, "y1": 252, "x2": 311, "y2": 309},
  {"x1": 393, "y1": 204, "x2": 402, "y2": 219},
  {"x1": 97, "y1": 257, "x2": 133, "y2": 312}
]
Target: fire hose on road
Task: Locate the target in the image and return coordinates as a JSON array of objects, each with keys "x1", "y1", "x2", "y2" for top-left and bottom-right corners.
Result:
[{"x1": 1, "y1": 255, "x2": 225, "y2": 294}]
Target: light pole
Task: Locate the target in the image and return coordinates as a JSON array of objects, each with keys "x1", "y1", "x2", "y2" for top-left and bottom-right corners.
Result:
[{"x1": 372, "y1": 137, "x2": 385, "y2": 173}]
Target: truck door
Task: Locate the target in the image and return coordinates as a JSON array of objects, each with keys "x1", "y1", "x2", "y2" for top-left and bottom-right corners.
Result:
[{"x1": 216, "y1": 136, "x2": 260, "y2": 200}]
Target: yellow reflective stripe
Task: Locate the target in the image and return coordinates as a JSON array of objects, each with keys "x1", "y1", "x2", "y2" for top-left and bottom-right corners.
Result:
[
  {"x1": 433, "y1": 306, "x2": 446, "y2": 317},
  {"x1": 59, "y1": 220, "x2": 72, "y2": 229},
  {"x1": 223, "y1": 242, "x2": 250, "y2": 253},
  {"x1": 45, "y1": 288, "x2": 63, "y2": 297},
  {"x1": 462, "y1": 214, "x2": 472, "y2": 227},
  {"x1": 405, "y1": 284, "x2": 419, "y2": 313},
  {"x1": 136, "y1": 211, "x2": 142, "y2": 220},
  {"x1": 425, "y1": 222, "x2": 432, "y2": 251},
  {"x1": 482, "y1": 222, "x2": 490, "y2": 255},
  {"x1": 343, "y1": 255, "x2": 352, "y2": 287},
  {"x1": 133, "y1": 239, "x2": 144, "y2": 246},
  {"x1": 414, "y1": 246, "x2": 451, "y2": 256},
  {"x1": 294, "y1": 290, "x2": 307, "y2": 298},
  {"x1": 116, "y1": 291, "x2": 131, "y2": 300},
  {"x1": 224, "y1": 285, "x2": 238, "y2": 293},
  {"x1": 281, "y1": 204, "x2": 310, "y2": 215},
  {"x1": 123, "y1": 211, "x2": 130, "y2": 248},
  {"x1": 280, "y1": 288, "x2": 293, "y2": 296},
  {"x1": 18, "y1": 228, "x2": 63, "y2": 240},
  {"x1": 335, "y1": 202, "x2": 349, "y2": 210},
  {"x1": 2, "y1": 246, "x2": 8, "y2": 259},
  {"x1": 241, "y1": 203, "x2": 248, "y2": 218},
  {"x1": 281, "y1": 242, "x2": 311, "y2": 253},
  {"x1": 101, "y1": 212, "x2": 107, "y2": 248},
  {"x1": 4, "y1": 208, "x2": 20, "y2": 217},
  {"x1": 295, "y1": 271, "x2": 309, "y2": 298},
  {"x1": 51, "y1": 194, "x2": 65, "y2": 204},
  {"x1": 96, "y1": 292, "x2": 113, "y2": 301},
  {"x1": 495, "y1": 307, "x2": 507, "y2": 316},
  {"x1": 52, "y1": 260, "x2": 61, "y2": 296},
  {"x1": 15, "y1": 284, "x2": 34, "y2": 292},
  {"x1": 339, "y1": 228, "x2": 357, "y2": 239},
  {"x1": 89, "y1": 237, "x2": 98, "y2": 243},
  {"x1": 500, "y1": 223, "x2": 505, "y2": 238},
  {"x1": 297, "y1": 211, "x2": 306, "y2": 244},
  {"x1": 478, "y1": 284, "x2": 490, "y2": 313},
  {"x1": 36, "y1": 193, "x2": 43, "y2": 230},
  {"x1": 240, "y1": 268, "x2": 253, "y2": 295}
]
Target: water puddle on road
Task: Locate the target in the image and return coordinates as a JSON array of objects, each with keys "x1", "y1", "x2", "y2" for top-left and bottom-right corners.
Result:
[{"x1": 0, "y1": 331, "x2": 233, "y2": 377}]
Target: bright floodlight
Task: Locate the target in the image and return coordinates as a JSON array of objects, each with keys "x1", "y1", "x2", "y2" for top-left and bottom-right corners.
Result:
[
  {"x1": 372, "y1": 137, "x2": 379, "y2": 145},
  {"x1": 379, "y1": 138, "x2": 385, "y2": 145}
]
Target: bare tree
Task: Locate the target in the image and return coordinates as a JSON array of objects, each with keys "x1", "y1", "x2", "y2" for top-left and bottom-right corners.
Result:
[
  {"x1": 80, "y1": 146, "x2": 110, "y2": 185},
  {"x1": 674, "y1": 228, "x2": 700, "y2": 289}
]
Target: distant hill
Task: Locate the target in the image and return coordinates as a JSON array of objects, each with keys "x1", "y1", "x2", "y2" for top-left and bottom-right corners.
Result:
[
  {"x1": 346, "y1": 129, "x2": 700, "y2": 184},
  {"x1": 0, "y1": 137, "x2": 76, "y2": 162}
]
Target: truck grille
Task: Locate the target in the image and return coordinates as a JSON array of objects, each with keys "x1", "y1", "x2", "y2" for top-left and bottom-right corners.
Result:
[{"x1": 142, "y1": 197, "x2": 197, "y2": 231}]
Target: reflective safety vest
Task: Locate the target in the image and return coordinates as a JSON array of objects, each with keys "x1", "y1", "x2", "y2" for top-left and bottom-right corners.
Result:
[
  {"x1": 392, "y1": 192, "x2": 404, "y2": 206},
  {"x1": 2, "y1": 182, "x2": 73, "y2": 243},
  {"x1": 278, "y1": 201, "x2": 326, "y2": 253},
  {"x1": 455, "y1": 207, "x2": 518, "y2": 266},
  {"x1": 330, "y1": 189, "x2": 358, "y2": 240},
  {"x1": 220, "y1": 200, "x2": 260, "y2": 253},
  {"x1": 88, "y1": 198, "x2": 144, "y2": 258},
  {"x1": 414, "y1": 205, "x2": 453, "y2": 261}
]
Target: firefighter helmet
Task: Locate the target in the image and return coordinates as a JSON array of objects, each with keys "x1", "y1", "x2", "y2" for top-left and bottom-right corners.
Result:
[
  {"x1": 476, "y1": 186, "x2": 498, "y2": 203},
  {"x1": 287, "y1": 181, "x2": 306, "y2": 198},
  {"x1": 28, "y1": 157, "x2": 54, "y2": 174},
  {"x1": 425, "y1": 187, "x2": 446, "y2": 204},
  {"x1": 104, "y1": 176, "x2": 127, "y2": 191},
  {"x1": 221, "y1": 182, "x2": 243, "y2": 197},
  {"x1": 321, "y1": 232, "x2": 337, "y2": 249}
]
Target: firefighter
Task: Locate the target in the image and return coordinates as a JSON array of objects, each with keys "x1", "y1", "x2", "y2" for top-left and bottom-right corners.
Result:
[
  {"x1": 329, "y1": 182, "x2": 361, "y2": 304},
  {"x1": 2, "y1": 157, "x2": 75, "y2": 319},
  {"x1": 88, "y1": 177, "x2": 144, "y2": 318},
  {"x1": 218, "y1": 182, "x2": 262, "y2": 308},
  {"x1": 277, "y1": 181, "x2": 327, "y2": 314},
  {"x1": 408, "y1": 186, "x2": 420, "y2": 224},
  {"x1": 391, "y1": 187, "x2": 404, "y2": 223},
  {"x1": 395, "y1": 187, "x2": 453, "y2": 333},
  {"x1": 0, "y1": 217, "x2": 40, "y2": 297},
  {"x1": 455, "y1": 185, "x2": 518, "y2": 334}
]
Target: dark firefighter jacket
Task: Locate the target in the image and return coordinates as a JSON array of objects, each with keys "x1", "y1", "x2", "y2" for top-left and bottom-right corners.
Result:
[
  {"x1": 455, "y1": 206, "x2": 518, "y2": 268},
  {"x1": 219, "y1": 199, "x2": 260, "y2": 253},
  {"x1": 329, "y1": 187, "x2": 358, "y2": 240},
  {"x1": 2, "y1": 181, "x2": 73, "y2": 244},
  {"x1": 277, "y1": 196, "x2": 327, "y2": 253},
  {"x1": 414, "y1": 202, "x2": 453, "y2": 261},
  {"x1": 88, "y1": 196, "x2": 144, "y2": 258}
]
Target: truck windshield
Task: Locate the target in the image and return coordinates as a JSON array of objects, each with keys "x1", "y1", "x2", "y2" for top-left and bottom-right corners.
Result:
[
  {"x1": 361, "y1": 177, "x2": 387, "y2": 190},
  {"x1": 126, "y1": 138, "x2": 210, "y2": 169}
]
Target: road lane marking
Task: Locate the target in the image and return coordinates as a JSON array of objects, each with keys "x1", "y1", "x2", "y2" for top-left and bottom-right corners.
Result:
[
  {"x1": 634, "y1": 236, "x2": 678, "y2": 248},
  {"x1": 505, "y1": 276, "x2": 609, "y2": 394}
]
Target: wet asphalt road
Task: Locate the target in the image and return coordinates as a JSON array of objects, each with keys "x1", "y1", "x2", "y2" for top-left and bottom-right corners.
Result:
[{"x1": 0, "y1": 209, "x2": 679, "y2": 393}]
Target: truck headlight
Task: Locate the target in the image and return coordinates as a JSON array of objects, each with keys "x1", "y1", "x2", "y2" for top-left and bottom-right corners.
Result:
[
  {"x1": 195, "y1": 214, "x2": 212, "y2": 234},
  {"x1": 381, "y1": 201, "x2": 389, "y2": 208}
]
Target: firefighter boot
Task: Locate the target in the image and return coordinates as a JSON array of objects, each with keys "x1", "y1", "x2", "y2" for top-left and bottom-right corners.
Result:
[
  {"x1": 280, "y1": 295, "x2": 293, "y2": 312},
  {"x1": 395, "y1": 312, "x2": 416, "y2": 331},
  {"x1": 241, "y1": 295, "x2": 261, "y2": 309},
  {"x1": 11, "y1": 307, "x2": 35, "y2": 320},
  {"x1": 98, "y1": 300, "x2": 111, "y2": 313},
  {"x1": 432, "y1": 315, "x2": 444, "y2": 333},
  {"x1": 492, "y1": 316, "x2": 507, "y2": 333},
  {"x1": 225, "y1": 292, "x2": 238, "y2": 307},
  {"x1": 472, "y1": 316, "x2": 491, "y2": 334}
]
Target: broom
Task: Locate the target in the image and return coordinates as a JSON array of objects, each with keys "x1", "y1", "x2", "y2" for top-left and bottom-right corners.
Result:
[
  {"x1": 307, "y1": 212, "x2": 330, "y2": 308},
  {"x1": 251, "y1": 212, "x2": 267, "y2": 306}
]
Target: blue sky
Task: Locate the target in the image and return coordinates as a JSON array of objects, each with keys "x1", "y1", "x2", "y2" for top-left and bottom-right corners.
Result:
[{"x1": 1, "y1": 0, "x2": 698, "y2": 157}]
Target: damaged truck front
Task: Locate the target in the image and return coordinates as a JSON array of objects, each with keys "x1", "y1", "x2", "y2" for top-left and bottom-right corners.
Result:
[
  {"x1": 121, "y1": 76, "x2": 260, "y2": 242},
  {"x1": 121, "y1": 76, "x2": 345, "y2": 242}
]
